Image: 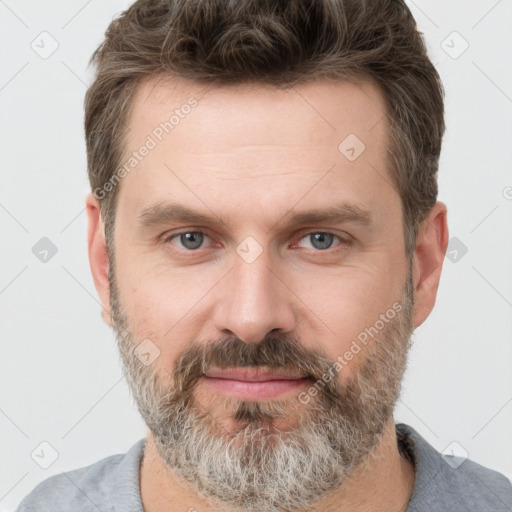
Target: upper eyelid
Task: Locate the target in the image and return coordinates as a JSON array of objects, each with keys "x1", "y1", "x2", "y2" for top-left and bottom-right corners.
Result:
[
  {"x1": 165, "y1": 229, "x2": 214, "y2": 243},
  {"x1": 292, "y1": 231, "x2": 349, "y2": 249},
  {"x1": 293, "y1": 228, "x2": 350, "y2": 241}
]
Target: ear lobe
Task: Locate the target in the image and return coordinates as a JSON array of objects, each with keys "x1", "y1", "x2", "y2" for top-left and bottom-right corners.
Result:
[
  {"x1": 85, "y1": 193, "x2": 112, "y2": 327},
  {"x1": 411, "y1": 201, "x2": 449, "y2": 328}
]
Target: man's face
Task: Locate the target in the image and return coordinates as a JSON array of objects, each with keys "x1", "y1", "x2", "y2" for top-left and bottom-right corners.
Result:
[{"x1": 108, "y1": 76, "x2": 414, "y2": 510}]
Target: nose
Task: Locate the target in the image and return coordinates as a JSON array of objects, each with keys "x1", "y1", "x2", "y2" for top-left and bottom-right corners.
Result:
[{"x1": 213, "y1": 251, "x2": 297, "y2": 344}]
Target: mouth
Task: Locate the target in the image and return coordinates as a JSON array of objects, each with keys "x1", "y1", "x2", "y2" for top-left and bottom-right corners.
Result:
[{"x1": 201, "y1": 367, "x2": 311, "y2": 400}]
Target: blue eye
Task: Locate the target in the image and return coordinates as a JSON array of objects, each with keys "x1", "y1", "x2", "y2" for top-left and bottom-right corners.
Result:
[
  {"x1": 299, "y1": 232, "x2": 336, "y2": 250},
  {"x1": 168, "y1": 231, "x2": 209, "y2": 250},
  {"x1": 297, "y1": 232, "x2": 345, "y2": 251},
  {"x1": 164, "y1": 230, "x2": 349, "y2": 255}
]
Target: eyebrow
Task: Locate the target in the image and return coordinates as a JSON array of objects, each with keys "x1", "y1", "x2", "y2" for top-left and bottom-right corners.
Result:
[{"x1": 136, "y1": 201, "x2": 373, "y2": 231}]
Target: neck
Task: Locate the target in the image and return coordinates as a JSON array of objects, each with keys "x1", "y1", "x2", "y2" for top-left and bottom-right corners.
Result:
[{"x1": 140, "y1": 417, "x2": 415, "y2": 512}]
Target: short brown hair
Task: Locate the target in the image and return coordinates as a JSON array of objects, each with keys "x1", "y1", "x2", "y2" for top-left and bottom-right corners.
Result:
[{"x1": 85, "y1": 0, "x2": 445, "y2": 260}]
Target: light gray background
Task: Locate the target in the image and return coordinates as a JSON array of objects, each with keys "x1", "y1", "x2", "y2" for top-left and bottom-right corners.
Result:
[{"x1": 1, "y1": 1, "x2": 511, "y2": 509}]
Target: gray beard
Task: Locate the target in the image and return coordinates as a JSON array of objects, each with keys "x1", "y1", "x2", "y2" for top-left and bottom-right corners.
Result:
[{"x1": 110, "y1": 270, "x2": 414, "y2": 512}]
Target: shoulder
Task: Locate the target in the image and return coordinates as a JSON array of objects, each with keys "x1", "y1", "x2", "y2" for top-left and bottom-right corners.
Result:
[
  {"x1": 16, "y1": 439, "x2": 145, "y2": 512},
  {"x1": 450, "y1": 457, "x2": 512, "y2": 508},
  {"x1": 397, "y1": 423, "x2": 512, "y2": 511}
]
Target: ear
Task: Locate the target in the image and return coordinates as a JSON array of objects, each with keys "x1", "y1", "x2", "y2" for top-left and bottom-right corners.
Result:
[
  {"x1": 85, "y1": 193, "x2": 112, "y2": 327},
  {"x1": 411, "y1": 201, "x2": 449, "y2": 328}
]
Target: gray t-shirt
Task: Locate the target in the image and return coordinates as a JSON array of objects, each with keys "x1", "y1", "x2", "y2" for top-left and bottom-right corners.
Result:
[{"x1": 16, "y1": 423, "x2": 512, "y2": 511}]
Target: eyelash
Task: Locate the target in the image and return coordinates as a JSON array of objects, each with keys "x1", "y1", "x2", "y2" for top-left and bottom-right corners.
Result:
[{"x1": 163, "y1": 229, "x2": 351, "y2": 254}]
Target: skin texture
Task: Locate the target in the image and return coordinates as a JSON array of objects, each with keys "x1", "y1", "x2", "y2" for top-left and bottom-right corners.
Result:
[{"x1": 86, "y1": 76, "x2": 449, "y2": 511}]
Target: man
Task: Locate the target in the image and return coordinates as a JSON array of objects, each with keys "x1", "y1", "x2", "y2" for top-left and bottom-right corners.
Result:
[{"x1": 17, "y1": 0, "x2": 512, "y2": 511}]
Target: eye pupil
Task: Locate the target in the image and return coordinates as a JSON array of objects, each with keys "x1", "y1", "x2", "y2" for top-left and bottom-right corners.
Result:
[
  {"x1": 310, "y1": 233, "x2": 334, "y2": 250},
  {"x1": 180, "y1": 232, "x2": 203, "y2": 250}
]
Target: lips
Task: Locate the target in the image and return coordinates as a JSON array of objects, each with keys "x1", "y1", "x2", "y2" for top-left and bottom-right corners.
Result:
[
  {"x1": 203, "y1": 367, "x2": 308, "y2": 382},
  {"x1": 201, "y1": 367, "x2": 310, "y2": 400}
]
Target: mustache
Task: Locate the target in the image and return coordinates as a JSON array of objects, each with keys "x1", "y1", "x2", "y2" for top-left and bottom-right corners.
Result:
[{"x1": 170, "y1": 333, "x2": 341, "y2": 399}]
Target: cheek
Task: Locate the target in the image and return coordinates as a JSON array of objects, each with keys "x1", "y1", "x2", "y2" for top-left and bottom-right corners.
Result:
[
  {"x1": 114, "y1": 260, "x2": 214, "y2": 365},
  {"x1": 293, "y1": 266, "x2": 397, "y2": 374}
]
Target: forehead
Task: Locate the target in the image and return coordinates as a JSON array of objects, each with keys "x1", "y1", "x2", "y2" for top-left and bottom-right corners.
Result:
[
  {"x1": 116, "y1": 74, "x2": 397, "y2": 229},
  {"x1": 126, "y1": 74, "x2": 389, "y2": 151}
]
